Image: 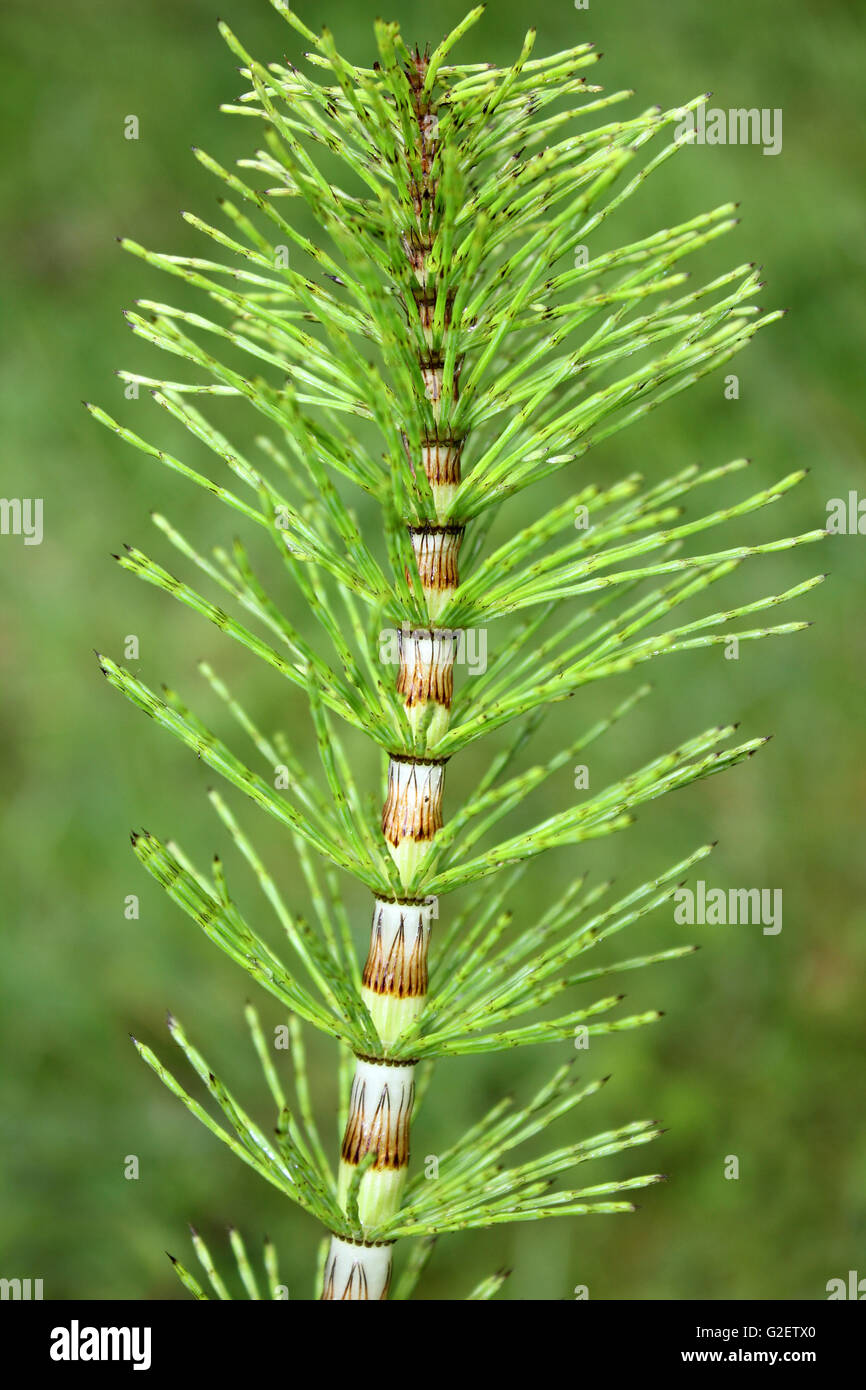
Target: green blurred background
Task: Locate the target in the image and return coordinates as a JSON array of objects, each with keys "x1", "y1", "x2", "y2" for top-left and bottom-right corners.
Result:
[{"x1": 1, "y1": 0, "x2": 864, "y2": 1301}]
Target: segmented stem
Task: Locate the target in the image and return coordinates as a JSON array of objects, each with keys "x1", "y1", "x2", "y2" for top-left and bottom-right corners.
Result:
[{"x1": 322, "y1": 49, "x2": 464, "y2": 1299}]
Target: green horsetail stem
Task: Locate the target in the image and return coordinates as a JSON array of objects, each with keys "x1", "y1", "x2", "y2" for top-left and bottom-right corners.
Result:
[{"x1": 93, "y1": 2, "x2": 823, "y2": 1300}]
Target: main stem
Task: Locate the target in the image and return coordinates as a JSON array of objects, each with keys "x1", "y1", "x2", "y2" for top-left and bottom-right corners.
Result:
[{"x1": 321, "y1": 54, "x2": 464, "y2": 1300}]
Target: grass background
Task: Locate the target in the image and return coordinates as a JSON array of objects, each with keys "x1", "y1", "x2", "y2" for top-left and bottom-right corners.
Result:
[{"x1": 1, "y1": 0, "x2": 864, "y2": 1300}]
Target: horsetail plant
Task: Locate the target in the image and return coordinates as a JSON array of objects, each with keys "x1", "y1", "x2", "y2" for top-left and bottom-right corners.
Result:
[{"x1": 92, "y1": 2, "x2": 823, "y2": 1300}]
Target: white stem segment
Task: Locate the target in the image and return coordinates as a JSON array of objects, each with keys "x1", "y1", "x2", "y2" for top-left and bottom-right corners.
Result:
[
  {"x1": 420, "y1": 437, "x2": 462, "y2": 520},
  {"x1": 396, "y1": 627, "x2": 458, "y2": 742},
  {"x1": 321, "y1": 1235, "x2": 394, "y2": 1301},
  {"x1": 421, "y1": 357, "x2": 445, "y2": 419},
  {"x1": 410, "y1": 525, "x2": 463, "y2": 621},
  {"x1": 382, "y1": 755, "x2": 445, "y2": 884},
  {"x1": 337, "y1": 1059, "x2": 416, "y2": 1228},
  {"x1": 362, "y1": 897, "x2": 435, "y2": 1045}
]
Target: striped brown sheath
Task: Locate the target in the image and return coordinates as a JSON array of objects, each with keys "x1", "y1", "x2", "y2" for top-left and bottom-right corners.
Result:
[
  {"x1": 410, "y1": 526, "x2": 464, "y2": 621},
  {"x1": 362, "y1": 897, "x2": 436, "y2": 1044},
  {"x1": 323, "y1": 48, "x2": 465, "y2": 1301},
  {"x1": 321, "y1": 1235, "x2": 394, "y2": 1301},
  {"x1": 396, "y1": 626, "x2": 458, "y2": 741},
  {"x1": 421, "y1": 436, "x2": 462, "y2": 521},
  {"x1": 335, "y1": 1058, "x2": 416, "y2": 1229}
]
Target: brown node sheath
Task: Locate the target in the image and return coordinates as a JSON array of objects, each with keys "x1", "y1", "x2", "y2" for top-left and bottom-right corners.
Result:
[
  {"x1": 395, "y1": 627, "x2": 458, "y2": 709},
  {"x1": 420, "y1": 436, "x2": 462, "y2": 487},
  {"x1": 340, "y1": 1070, "x2": 415, "y2": 1170},
  {"x1": 321, "y1": 1259, "x2": 374, "y2": 1300},
  {"x1": 320, "y1": 1237, "x2": 394, "y2": 1301},
  {"x1": 381, "y1": 756, "x2": 445, "y2": 847},
  {"x1": 412, "y1": 286, "x2": 454, "y2": 335},
  {"x1": 363, "y1": 901, "x2": 430, "y2": 998},
  {"x1": 409, "y1": 524, "x2": 463, "y2": 593},
  {"x1": 419, "y1": 353, "x2": 448, "y2": 408},
  {"x1": 402, "y1": 229, "x2": 435, "y2": 283}
]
